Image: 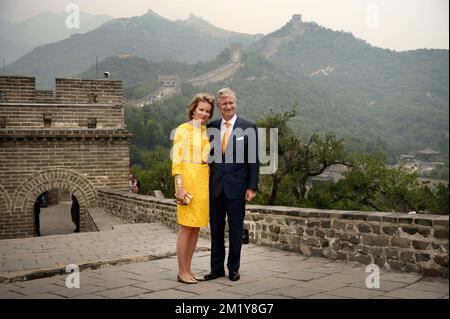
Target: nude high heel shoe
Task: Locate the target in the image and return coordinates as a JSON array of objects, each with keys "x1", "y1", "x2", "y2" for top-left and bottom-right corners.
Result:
[{"x1": 177, "y1": 275, "x2": 198, "y2": 284}]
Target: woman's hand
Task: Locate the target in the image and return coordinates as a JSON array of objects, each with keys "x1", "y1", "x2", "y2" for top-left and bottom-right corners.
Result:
[{"x1": 176, "y1": 188, "x2": 188, "y2": 204}]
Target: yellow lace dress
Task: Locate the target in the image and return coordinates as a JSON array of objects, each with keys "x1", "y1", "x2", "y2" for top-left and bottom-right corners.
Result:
[{"x1": 172, "y1": 122, "x2": 210, "y2": 227}]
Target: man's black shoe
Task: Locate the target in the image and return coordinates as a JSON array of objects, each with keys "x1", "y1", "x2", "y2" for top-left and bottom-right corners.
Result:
[
  {"x1": 204, "y1": 271, "x2": 225, "y2": 281},
  {"x1": 229, "y1": 271, "x2": 240, "y2": 281}
]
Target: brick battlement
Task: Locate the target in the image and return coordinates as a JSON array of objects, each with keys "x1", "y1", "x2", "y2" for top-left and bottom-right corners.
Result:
[
  {"x1": 0, "y1": 76, "x2": 125, "y2": 130},
  {"x1": 0, "y1": 76, "x2": 123, "y2": 104}
]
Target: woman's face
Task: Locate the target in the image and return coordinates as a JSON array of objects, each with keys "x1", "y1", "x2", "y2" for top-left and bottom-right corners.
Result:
[{"x1": 193, "y1": 101, "x2": 212, "y2": 124}]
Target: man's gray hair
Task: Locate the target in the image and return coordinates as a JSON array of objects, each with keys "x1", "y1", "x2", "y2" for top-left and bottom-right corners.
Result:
[{"x1": 217, "y1": 87, "x2": 237, "y2": 103}]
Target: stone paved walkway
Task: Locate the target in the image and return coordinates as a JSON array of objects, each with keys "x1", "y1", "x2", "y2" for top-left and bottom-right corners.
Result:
[
  {"x1": 0, "y1": 221, "x2": 448, "y2": 299},
  {"x1": 39, "y1": 201, "x2": 76, "y2": 236}
]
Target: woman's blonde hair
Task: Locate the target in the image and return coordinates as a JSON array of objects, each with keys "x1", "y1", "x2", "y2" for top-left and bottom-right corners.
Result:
[{"x1": 187, "y1": 93, "x2": 215, "y2": 120}]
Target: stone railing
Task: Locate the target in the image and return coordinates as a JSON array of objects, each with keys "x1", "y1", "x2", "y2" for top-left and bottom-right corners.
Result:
[
  {"x1": 85, "y1": 209, "x2": 99, "y2": 232},
  {"x1": 97, "y1": 188, "x2": 449, "y2": 278},
  {"x1": 97, "y1": 188, "x2": 181, "y2": 232}
]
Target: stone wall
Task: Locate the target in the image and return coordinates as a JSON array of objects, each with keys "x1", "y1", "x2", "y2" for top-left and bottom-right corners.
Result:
[
  {"x1": 185, "y1": 44, "x2": 243, "y2": 87},
  {"x1": 245, "y1": 206, "x2": 448, "y2": 278},
  {"x1": 86, "y1": 208, "x2": 99, "y2": 232},
  {"x1": 97, "y1": 188, "x2": 449, "y2": 278},
  {"x1": 186, "y1": 62, "x2": 241, "y2": 87},
  {"x1": 97, "y1": 188, "x2": 181, "y2": 233}
]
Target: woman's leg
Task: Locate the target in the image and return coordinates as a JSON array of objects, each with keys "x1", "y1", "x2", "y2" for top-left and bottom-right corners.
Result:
[
  {"x1": 177, "y1": 225, "x2": 195, "y2": 280},
  {"x1": 186, "y1": 227, "x2": 200, "y2": 276}
]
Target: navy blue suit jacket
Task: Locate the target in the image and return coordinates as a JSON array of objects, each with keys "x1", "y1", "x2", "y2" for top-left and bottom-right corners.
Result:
[{"x1": 207, "y1": 116, "x2": 260, "y2": 199}]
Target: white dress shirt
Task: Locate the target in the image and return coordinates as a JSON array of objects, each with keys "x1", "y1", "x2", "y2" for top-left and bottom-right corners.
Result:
[{"x1": 220, "y1": 114, "x2": 237, "y2": 141}]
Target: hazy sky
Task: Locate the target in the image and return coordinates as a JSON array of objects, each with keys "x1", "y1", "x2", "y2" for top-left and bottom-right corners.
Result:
[{"x1": 1, "y1": 0, "x2": 448, "y2": 51}]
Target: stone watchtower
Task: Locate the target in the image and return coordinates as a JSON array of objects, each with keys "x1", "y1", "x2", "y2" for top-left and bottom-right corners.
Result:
[
  {"x1": 229, "y1": 43, "x2": 242, "y2": 64},
  {"x1": 0, "y1": 76, "x2": 132, "y2": 239}
]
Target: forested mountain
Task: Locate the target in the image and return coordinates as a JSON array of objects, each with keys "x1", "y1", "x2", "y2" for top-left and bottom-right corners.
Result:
[
  {"x1": 5, "y1": 10, "x2": 260, "y2": 88},
  {"x1": 121, "y1": 15, "x2": 448, "y2": 166},
  {"x1": 0, "y1": 11, "x2": 112, "y2": 64}
]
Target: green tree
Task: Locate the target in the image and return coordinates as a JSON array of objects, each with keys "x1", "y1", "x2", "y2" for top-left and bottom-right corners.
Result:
[
  {"x1": 256, "y1": 109, "x2": 349, "y2": 204},
  {"x1": 130, "y1": 146, "x2": 174, "y2": 197},
  {"x1": 306, "y1": 152, "x2": 448, "y2": 214}
]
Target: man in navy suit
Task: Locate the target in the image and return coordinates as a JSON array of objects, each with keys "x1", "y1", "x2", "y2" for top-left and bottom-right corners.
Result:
[{"x1": 204, "y1": 88, "x2": 259, "y2": 281}]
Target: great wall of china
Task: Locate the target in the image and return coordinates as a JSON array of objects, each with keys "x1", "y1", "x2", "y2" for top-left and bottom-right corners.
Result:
[
  {"x1": 126, "y1": 14, "x2": 320, "y2": 108},
  {"x1": 127, "y1": 43, "x2": 243, "y2": 107}
]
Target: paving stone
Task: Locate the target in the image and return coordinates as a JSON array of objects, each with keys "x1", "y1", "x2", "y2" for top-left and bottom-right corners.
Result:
[
  {"x1": 9, "y1": 282, "x2": 60, "y2": 295},
  {"x1": 176, "y1": 281, "x2": 229, "y2": 295},
  {"x1": 0, "y1": 283, "x2": 20, "y2": 292},
  {"x1": 245, "y1": 294, "x2": 293, "y2": 299},
  {"x1": 266, "y1": 285, "x2": 323, "y2": 299},
  {"x1": 275, "y1": 270, "x2": 329, "y2": 281},
  {"x1": 0, "y1": 290, "x2": 27, "y2": 298},
  {"x1": 295, "y1": 278, "x2": 349, "y2": 292},
  {"x1": 23, "y1": 293, "x2": 66, "y2": 299},
  {"x1": 326, "y1": 287, "x2": 385, "y2": 299},
  {"x1": 405, "y1": 281, "x2": 449, "y2": 294},
  {"x1": 318, "y1": 273, "x2": 365, "y2": 284},
  {"x1": 349, "y1": 280, "x2": 408, "y2": 292},
  {"x1": 384, "y1": 288, "x2": 447, "y2": 299},
  {"x1": 132, "y1": 279, "x2": 180, "y2": 291},
  {"x1": 46, "y1": 285, "x2": 108, "y2": 298},
  {"x1": 133, "y1": 289, "x2": 197, "y2": 299},
  {"x1": 304, "y1": 293, "x2": 351, "y2": 299},
  {"x1": 221, "y1": 277, "x2": 296, "y2": 296},
  {"x1": 92, "y1": 278, "x2": 142, "y2": 289},
  {"x1": 72, "y1": 294, "x2": 108, "y2": 299},
  {"x1": 95, "y1": 286, "x2": 149, "y2": 299},
  {"x1": 380, "y1": 272, "x2": 422, "y2": 284},
  {"x1": 240, "y1": 268, "x2": 282, "y2": 279},
  {"x1": 189, "y1": 291, "x2": 247, "y2": 299}
]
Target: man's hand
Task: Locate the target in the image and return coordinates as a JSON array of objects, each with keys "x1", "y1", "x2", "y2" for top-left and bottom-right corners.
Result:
[{"x1": 245, "y1": 189, "x2": 256, "y2": 202}]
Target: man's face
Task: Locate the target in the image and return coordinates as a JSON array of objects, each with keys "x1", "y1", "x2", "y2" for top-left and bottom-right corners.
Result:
[{"x1": 218, "y1": 95, "x2": 236, "y2": 121}]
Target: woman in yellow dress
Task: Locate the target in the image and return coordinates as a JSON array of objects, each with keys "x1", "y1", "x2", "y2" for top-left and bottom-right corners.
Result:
[{"x1": 172, "y1": 93, "x2": 214, "y2": 284}]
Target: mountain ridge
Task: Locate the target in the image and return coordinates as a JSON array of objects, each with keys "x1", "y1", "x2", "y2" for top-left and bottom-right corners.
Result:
[
  {"x1": 0, "y1": 10, "x2": 112, "y2": 64},
  {"x1": 5, "y1": 10, "x2": 260, "y2": 88}
]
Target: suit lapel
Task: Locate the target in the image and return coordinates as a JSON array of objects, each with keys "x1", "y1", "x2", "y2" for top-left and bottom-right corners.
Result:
[{"x1": 232, "y1": 116, "x2": 241, "y2": 134}]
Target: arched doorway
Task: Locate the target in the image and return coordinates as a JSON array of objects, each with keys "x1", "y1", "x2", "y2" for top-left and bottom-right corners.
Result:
[
  {"x1": 33, "y1": 190, "x2": 81, "y2": 236},
  {"x1": 12, "y1": 169, "x2": 97, "y2": 238}
]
